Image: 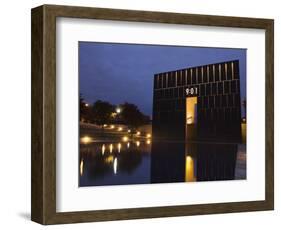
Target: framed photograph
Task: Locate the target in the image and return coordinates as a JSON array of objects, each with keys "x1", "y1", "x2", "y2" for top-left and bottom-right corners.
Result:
[{"x1": 31, "y1": 4, "x2": 274, "y2": 224}]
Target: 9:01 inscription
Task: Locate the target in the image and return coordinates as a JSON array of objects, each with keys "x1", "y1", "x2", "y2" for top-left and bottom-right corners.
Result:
[{"x1": 185, "y1": 86, "x2": 198, "y2": 97}]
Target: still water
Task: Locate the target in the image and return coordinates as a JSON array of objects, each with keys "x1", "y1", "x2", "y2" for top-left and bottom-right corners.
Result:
[{"x1": 79, "y1": 140, "x2": 246, "y2": 187}]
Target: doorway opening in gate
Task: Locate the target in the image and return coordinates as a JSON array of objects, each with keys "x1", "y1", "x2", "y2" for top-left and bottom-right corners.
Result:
[{"x1": 186, "y1": 96, "x2": 197, "y2": 141}]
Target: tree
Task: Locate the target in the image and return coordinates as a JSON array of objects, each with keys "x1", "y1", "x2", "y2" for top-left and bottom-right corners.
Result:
[
  {"x1": 242, "y1": 98, "x2": 246, "y2": 119},
  {"x1": 79, "y1": 94, "x2": 89, "y2": 122},
  {"x1": 92, "y1": 100, "x2": 115, "y2": 126},
  {"x1": 120, "y1": 102, "x2": 149, "y2": 131}
]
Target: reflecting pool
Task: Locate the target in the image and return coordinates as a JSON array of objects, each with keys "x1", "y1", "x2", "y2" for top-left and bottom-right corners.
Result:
[{"x1": 79, "y1": 138, "x2": 246, "y2": 187}]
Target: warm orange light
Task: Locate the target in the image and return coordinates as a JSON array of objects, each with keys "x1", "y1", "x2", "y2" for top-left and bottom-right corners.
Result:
[
  {"x1": 105, "y1": 155, "x2": 114, "y2": 164},
  {"x1": 109, "y1": 144, "x2": 113, "y2": 153},
  {"x1": 102, "y1": 144, "x2": 105, "y2": 155},
  {"x1": 80, "y1": 159, "x2": 84, "y2": 176},
  {"x1": 136, "y1": 141, "x2": 140, "y2": 147},
  {"x1": 136, "y1": 131, "x2": 141, "y2": 136},
  {"x1": 146, "y1": 140, "x2": 151, "y2": 145},
  {"x1": 103, "y1": 124, "x2": 108, "y2": 127},
  {"x1": 186, "y1": 117, "x2": 193, "y2": 124},
  {"x1": 80, "y1": 136, "x2": 92, "y2": 144},
  {"x1": 118, "y1": 127, "x2": 123, "y2": 131},
  {"x1": 146, "y1": 133, "x2": 151, "y2": 138},
  {"x1": 185, "y1": 156, "x2": 195, "y2": 182},
  {"x1": 110, "y1": 125, "x2": 115, "y2": 129},
  {"x1": 186, "y1": 97, "x2": 197, "y2": 125},
  {"x1": 127, "y1": 129, "x2": 131, "y2": 133},
  {"x1": 122, "y1": 136, "x2": 128, "y2": 142},
  {"x1": 127, "y1": 142, "x2": 130, "y2": 148},
  {"x1": 117, "y1": 143, "x2": 122, "y2": 153}
]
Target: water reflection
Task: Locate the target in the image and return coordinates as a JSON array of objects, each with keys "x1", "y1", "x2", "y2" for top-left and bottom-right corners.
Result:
[
  {"x1": 79, "y1": 139, "x2": 245, "y2": 187},
  {"x1": 80, "y1": 158, "x2": 84, "y2": 176},
  {"x1": 79, "y1": 140, "x2": 151, "y2": 186},
  {"x1": 117, "y1": 143, "x2": 121, "y2": 153},
  {"x1": 102, "y1": 144, "x2": 105, "y2": 155},
  {"x1": 109, "y1": 144, "x2": 113, "y2": 153},
  {"x1": 151, "y1": 142, "x2": 239, "y2": 183},
  {"x1": 185, "y1": 156, "x2": 195, "y2": 182},
  {"x1": 192, "y1": 143, "x2": 238, "y2": 181},
  {"x1": 113, "y1": 157, "x2": 118, "y2": 174}
]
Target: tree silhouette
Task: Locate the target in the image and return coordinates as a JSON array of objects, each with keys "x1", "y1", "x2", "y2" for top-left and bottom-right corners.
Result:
[
  {"x1": 120, "y1": 102, "x2": 149, "y2": 131},
  {"x1": 92, "y1": 100, "x2": 115, "y2": 126},
  {"x1": 242, "y1": 98, "x2": 246, "y2": 119},
  {"x1": 79, "y1": 94, "x2": 89, "y2": 122}
]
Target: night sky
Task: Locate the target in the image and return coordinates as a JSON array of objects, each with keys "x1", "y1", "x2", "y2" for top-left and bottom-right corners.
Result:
[{"x1": 79, "y1": 42, "x2": 246, "y2": 117}]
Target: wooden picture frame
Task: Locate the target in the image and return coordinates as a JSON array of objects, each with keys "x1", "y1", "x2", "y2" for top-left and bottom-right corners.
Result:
[{"x1": 31, "y1": 4, "x2": 274, "y2": 225}]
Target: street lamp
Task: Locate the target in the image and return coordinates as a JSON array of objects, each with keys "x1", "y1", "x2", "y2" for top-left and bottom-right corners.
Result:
[
  {"x1": 122, "y1": 136, "x2": 128, "y2": 142},
  {"x1": 80, "y1": 136, "x2": 92, "y2": 144},
  {"x1": 116, "y1": 107, "x2": 121, "y2": 114}
]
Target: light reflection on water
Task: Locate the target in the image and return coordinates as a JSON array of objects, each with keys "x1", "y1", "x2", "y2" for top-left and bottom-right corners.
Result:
[
  {"x1": 113, "y1": 157, "x2": 118, "y2": 175},
  {"x1": 185, "y1": 156, "x2": 195, "y2": 182},
  {"x1": 79, "y1": 158, "x2": 84, "y2": 176},
  {"x1": 102, "y1": 144, "x2": 105, "y2": 155},
  {"x1": 79, "y1": 139, "x2": 246, "y2": 187},
  {"x1": 79, "y1": 140, "x2": 151, "y2": 186}
]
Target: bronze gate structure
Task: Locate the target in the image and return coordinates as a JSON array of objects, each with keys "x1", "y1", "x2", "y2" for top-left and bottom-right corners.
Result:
[{"x1": 152, "y1": 60, "x2": 242, "y2": 143}]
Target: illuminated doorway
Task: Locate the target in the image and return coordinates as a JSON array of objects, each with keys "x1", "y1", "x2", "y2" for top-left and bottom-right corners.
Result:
[{"x1": 186, "y1": 97, "x2": 197, "y2": 140}]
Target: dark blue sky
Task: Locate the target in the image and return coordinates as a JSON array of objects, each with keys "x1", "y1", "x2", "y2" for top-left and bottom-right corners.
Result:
[{"x1": 79, "y1": 42, "x2": 246, "y2": 117}]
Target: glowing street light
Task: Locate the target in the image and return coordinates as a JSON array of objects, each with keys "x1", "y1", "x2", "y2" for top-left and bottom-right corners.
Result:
[
  {"x1": 122, "y1": 136, "x2": 129, "y2": 142},
  {"x1": 116, "y1": 107, "x2": 121, "y2": 114},
  {"x1": 146, "y1": 133, "x2": 151, "y2": 138},
  {"x1": 118, "y1": 127, "x2": 123, "y2": 131},
  {"x1": 136, "y1": 131, "x2": 141, "y2": 136},
  {"x1": 85, "y1": 103, "x2": 89, "y2": 107},
  {"x1": 80, "y1": 136, "x2": 92, "y2": 144},
  {"x1": 110, "y1": 125, "x2": 115, "y2": 129}
]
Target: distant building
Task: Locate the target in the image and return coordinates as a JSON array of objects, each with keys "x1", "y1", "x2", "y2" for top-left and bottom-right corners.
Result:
[{"x1": 152, "y1": 60, "x2": 242, "y2": 143}]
